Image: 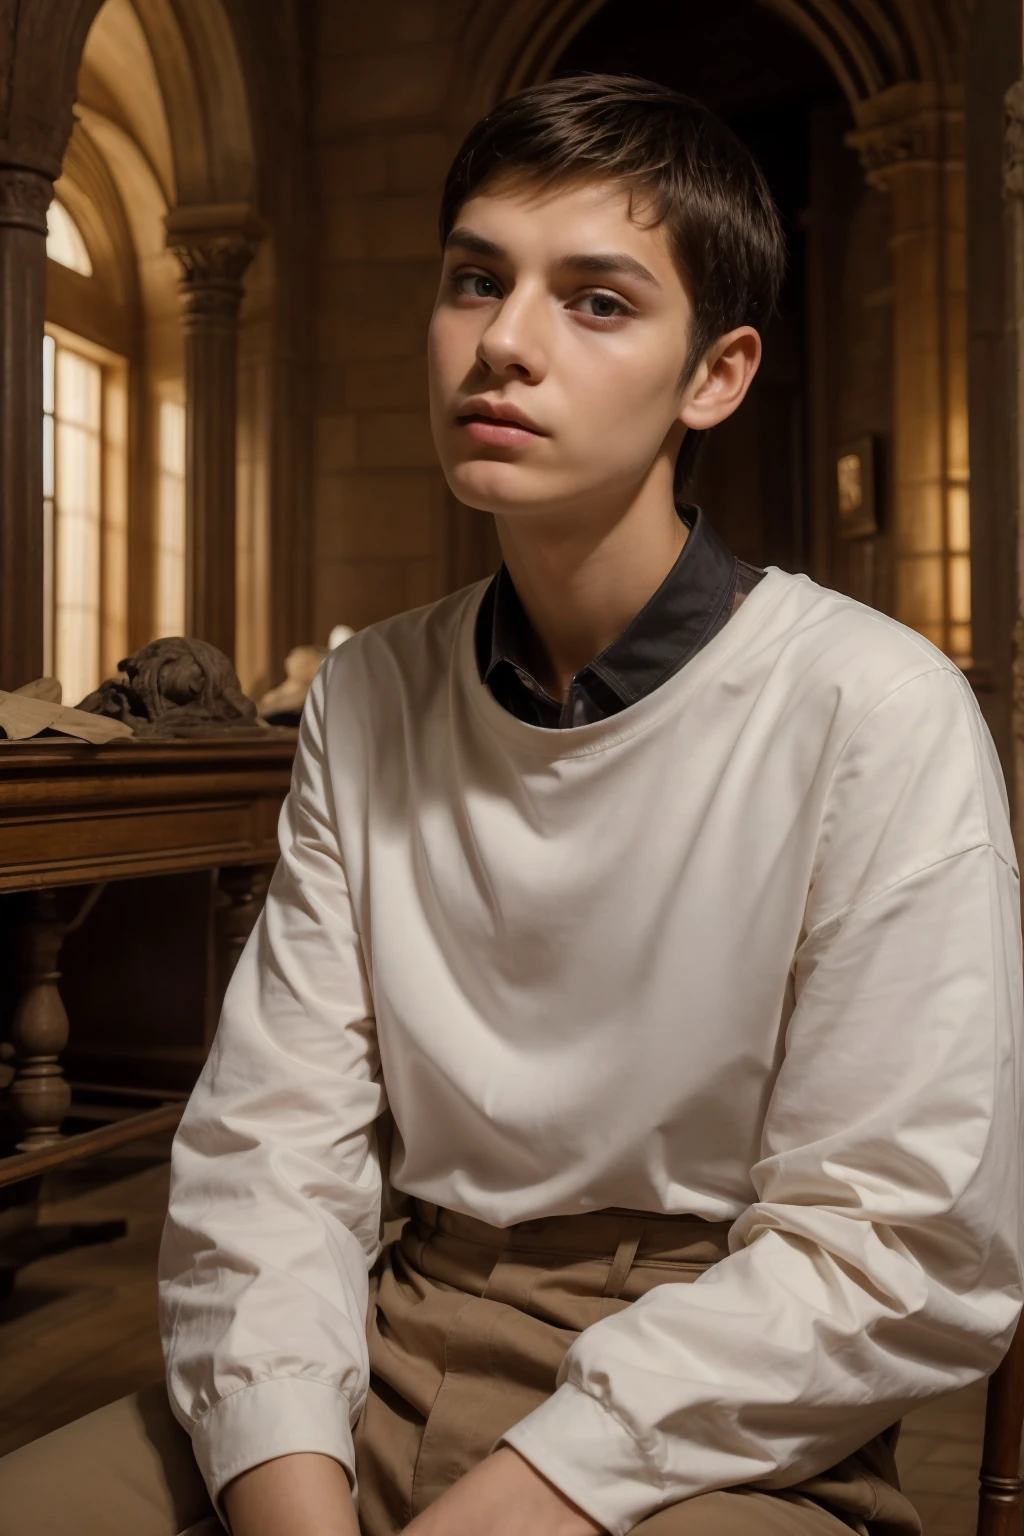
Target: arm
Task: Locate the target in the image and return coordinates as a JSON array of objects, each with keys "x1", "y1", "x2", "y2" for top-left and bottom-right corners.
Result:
[
  {"x1": 223, "y1": 1454, "x2": 359, "y2": 1536},
  {"x1": 158, "y1": 658, "x2": 383, "y2": 1527},
  {"x1": 498, "y1": 667, "x2": 1024, "y2": 1536}
]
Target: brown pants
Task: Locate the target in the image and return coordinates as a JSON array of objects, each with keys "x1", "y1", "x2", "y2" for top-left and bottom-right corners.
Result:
[{"x1": 0, "y1": 1201, "x2": 920, "y2": 1535}]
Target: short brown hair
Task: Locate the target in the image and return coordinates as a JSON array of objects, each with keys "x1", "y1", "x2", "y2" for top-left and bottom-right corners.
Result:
[{"x1": 439, "y1": 72, "x2": 785, "y2": 488}]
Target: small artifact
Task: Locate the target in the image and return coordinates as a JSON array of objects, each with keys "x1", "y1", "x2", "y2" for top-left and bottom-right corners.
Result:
[
  {"x1": 77, "y1": 637, "x2": 264, "y2": 738},
  {"x1": 0, "y1": 678, "x2": 133, "y2": 743},
  {"x1": 258, "y1": 645, "x2": 328, "y2": 724},
  {"x1": 257, "y1": 627, "x2": 355, "y2": 726}
]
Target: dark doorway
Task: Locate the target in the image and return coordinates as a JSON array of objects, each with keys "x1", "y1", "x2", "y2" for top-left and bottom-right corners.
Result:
[{"x1": 554, "y1": 0, "x2": 849, "y2": 576}]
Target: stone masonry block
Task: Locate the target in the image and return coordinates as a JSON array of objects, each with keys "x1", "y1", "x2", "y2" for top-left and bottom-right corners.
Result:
[
  {"x1": 373, "y1": 194, "x2": 439, "y2": 259},
  {"x1": 316, "y1": 47, "x2": 454, "y2": 134},
  {"x1": 321, "y1": 195, "x2": 439, "y2": 262},
  {"x1": 318, "y1": 305, "x2": 426, "y2": 363},
  {"x1": 317, "y1": 364, "x2": 350, "y2": 416},
  {"x1": 358, "y1": 410, "x2": 437, "y2": 468},
  {"x1": 343, "y1": 358, "x2": 430, "y2": 411},
  {"x1": 317, "y1": 471, "x2": 436, "y2": 561},
  {"x1": 387, "y1": 130, "x2": 453, "y2": 193},
  {"x1": 316, "y1": 414, "x2": 359, "y2": 473},
  {"x1": 319, "y1": 138, "x2": 389, "y2": 196},
  {"x1": 404, "y1": 557, "x2": 444, "y2": 610},
  {"x1": 322, "y1": 200, "x2": 365, "y2": 262},
  {"x1": 317, "y1": 260, "x2": 438, "y2": 361},
  {"x1": 319, "y1": 2, "x2": 438, "y2": 56},
  {"x1": 315, "y1": 559, "x2": 407, "y2": 638}
]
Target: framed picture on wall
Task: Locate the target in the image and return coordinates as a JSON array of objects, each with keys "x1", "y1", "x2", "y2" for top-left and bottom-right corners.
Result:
[{"x1": 836, "y1": 435, "x2": 881, "y2": 539}]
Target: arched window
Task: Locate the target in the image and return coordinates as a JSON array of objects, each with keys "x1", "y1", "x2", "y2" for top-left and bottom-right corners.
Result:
[
  {"x1": 46, "y1": 201, "x2": 93, "y2": 277},
  {"x1": 42, "y1": 327, "x2": 128, "y2": 706},
  {"x1": 155, "y1": 400, "x2": 187, "y2": 638}
]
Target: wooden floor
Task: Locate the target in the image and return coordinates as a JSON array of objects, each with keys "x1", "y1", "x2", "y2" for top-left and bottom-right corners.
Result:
[{"x1": 0, "y1": 1143, "x2": 993, "y2": 1534}]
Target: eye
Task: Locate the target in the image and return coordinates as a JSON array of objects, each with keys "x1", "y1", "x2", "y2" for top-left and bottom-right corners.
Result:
[
  {"x1": 451, "y1": 270, "x2": 502, "y2": 300},
  {"x1": 572, "y1": 291, "x2": 632, "y2": 321}
]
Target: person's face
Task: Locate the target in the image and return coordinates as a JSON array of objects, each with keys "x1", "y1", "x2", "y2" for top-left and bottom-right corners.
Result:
[{"x1": 427, "y1": 175, "x2": 717, "y2": 522}]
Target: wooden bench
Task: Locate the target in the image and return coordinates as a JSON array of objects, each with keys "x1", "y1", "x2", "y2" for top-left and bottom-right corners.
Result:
[{"x1": 979, "y1": 1312, "x2": 1024, "y2": 1534}]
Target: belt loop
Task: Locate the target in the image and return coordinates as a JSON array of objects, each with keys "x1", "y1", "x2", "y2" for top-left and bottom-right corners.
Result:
[
  {"x1": 603, "y1": 1218, "x2": 645, "y2": 1299},
  {"x1": 416, "y1": 1199, "x2": 440, "y2": 1232}
]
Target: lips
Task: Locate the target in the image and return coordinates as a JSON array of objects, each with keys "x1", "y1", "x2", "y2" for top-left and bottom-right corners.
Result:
[{"x1": 455, "y1": 400, "x2": 547, "y2": 448}]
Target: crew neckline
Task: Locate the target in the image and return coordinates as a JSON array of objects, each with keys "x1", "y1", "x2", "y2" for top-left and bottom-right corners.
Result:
[{"x1": 459, "y1": 563, "x2": 794, "y2": 760}]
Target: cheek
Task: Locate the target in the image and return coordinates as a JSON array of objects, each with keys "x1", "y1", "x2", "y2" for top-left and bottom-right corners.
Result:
[
  {"x1": 428, "y1": 308, "x2": 471, "y2": 389},
  {"x1": 563, "y1": 340, "x2": 681, "y2": 453}
]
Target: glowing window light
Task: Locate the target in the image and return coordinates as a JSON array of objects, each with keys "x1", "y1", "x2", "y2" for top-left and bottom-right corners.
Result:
[
  {"x1": 46, "y1": 201, "x2": 93, "y2": 277},
  {"x1": 155, "y1": 400, "x2": 187, "y2": 639}
]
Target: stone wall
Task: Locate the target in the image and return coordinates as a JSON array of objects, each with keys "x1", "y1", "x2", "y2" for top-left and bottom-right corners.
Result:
[{"x1": 312, "y1": 1, "x2": 468, "y2": 644}]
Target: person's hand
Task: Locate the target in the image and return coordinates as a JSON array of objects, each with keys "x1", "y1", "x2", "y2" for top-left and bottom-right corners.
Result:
[
  {"x1": 402, "y1": 1445, "x2": 606, "y2": 1536},
  {"x1": 222, "y1": 1452, "x2": 360, "y2": 1536}
]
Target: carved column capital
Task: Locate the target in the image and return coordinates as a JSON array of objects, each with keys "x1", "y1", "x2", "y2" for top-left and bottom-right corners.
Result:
[
  {"x1": 165, "y1": 205, "x2": 263, "y2": 656},
  {"x1": 847, "y1": 110, "x2": 963, "y2": 192},
  {"x1": 1003, "y1": 79, "x2": 1024, "y2": 202},
  {"x1": 165, "y1": 204, "x2": 263, "y2": 325},
  {"x1": 847, "y1": 83, "x2": 963, "y2": 193},
  {"x1": 169, "y1": 231, "x2": 261, "y2": 322},
  {"x1": 0, "y1": 167, "x2": 54, "y2": 237}
]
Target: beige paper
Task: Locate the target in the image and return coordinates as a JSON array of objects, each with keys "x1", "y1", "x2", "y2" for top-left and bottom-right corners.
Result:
[{"x1": 0, "y1": 679, "x2": 134, "y2": 743}]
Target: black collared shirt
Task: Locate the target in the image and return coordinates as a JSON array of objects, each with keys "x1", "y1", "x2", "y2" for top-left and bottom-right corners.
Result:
[{"x1": 474, "y1": 505, "x2": 764, "y2": 728}]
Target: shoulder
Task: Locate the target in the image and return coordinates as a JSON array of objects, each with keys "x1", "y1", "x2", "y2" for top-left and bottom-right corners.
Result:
[
  {"x1": 314, "y1": 579, "x2": 487, "y2": 729},
  {"x1": 761, "y1": 569, "x2": 997, "y2": 777},
  {"x1": 765, "y1": 571, "x2": 1013, "y2": 869},
  {"x1": 765, "y1": 569, "x2": 966, "y2": 709}
]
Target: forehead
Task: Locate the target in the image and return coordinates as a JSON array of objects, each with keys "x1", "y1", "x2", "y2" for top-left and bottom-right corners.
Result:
[{"x1": 450, "y1": 172, "x2": 677, "y2": 270}]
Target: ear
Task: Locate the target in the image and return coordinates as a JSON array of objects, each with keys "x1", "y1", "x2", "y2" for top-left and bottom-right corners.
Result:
[{"x1": 678, "y1": 327, "x2": 762, "y2": 432}]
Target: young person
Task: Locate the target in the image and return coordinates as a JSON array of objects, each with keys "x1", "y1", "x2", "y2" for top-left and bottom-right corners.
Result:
[{"x1": 2, "y1": 73, "x2": 1022, "y2": 1536}]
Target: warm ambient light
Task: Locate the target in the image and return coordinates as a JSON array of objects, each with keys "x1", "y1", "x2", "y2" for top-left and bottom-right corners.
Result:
[{"x1": 46, "y1": 201, "x2": 93, "y2": 277}]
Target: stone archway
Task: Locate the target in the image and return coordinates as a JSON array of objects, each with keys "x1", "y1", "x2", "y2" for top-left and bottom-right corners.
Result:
[
  {"x1": 86, "y1": 0, "x2": 262, "y2": 665},
  {"x1": 453, "y1": 0, "x2": 965, "y2": 122},
  {"x1": 448, "y1": 0, "x2": 976, "y2": 741},
  {"x1": 0, "y1": 0, "x2": 271, "y2": 685},
  {"x1": 0, "y1": 0, "x2": 105, "y2": 687}
]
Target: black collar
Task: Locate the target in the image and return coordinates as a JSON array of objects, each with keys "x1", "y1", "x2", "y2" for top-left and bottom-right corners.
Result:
[{"x1": 474, "y1": 504, "x2": 741, "y2": 729}]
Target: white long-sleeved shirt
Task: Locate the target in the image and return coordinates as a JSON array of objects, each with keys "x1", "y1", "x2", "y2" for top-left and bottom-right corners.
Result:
[{"x1": 159, "y1": 565, "x2": 1024, "y2": 1535}]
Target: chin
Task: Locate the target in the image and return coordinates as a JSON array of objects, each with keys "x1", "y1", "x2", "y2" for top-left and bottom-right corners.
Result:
[{"x1": 444, "y1": 457, "x2": 551, "y2": 516}]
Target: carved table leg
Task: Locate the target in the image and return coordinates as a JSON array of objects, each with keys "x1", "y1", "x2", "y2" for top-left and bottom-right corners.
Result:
[
  {"x1": 212, "y1": 866, "x2": 269, "y2": 1034},
  {"x1": 217, "y1": 865, "x2": 263, "y2": 979},
  {"x1": 7, "y1": 883, "x2": 105, "y2": 1152},
  {"x1": 2, "y1": 882, "x2": 120, "y2": 1283},
  {"x1": 9, "y1": 891, "x2": 72, "y2": 1151}
]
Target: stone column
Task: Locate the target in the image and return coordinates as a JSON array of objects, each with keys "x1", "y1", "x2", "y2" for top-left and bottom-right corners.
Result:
[
  {"x1": 166, "y1": 206, "x2": 261, "y2": 660},
  {"x1": 848, "y1": 84, "x2": 970, "y2": 669},
  {"x1": 0, "y1": 168, "x2": 53, "y2": 688},
  {"x1": 1003, "y1": 80, "x2": 1024, "y2": 858}
]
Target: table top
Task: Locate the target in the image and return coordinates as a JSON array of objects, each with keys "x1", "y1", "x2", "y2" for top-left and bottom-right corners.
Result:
[{"x1": 0, "y1": 732, "x2": 297, "y2": 891}]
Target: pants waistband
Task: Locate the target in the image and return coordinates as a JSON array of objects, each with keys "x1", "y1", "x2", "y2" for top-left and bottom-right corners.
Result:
[{"x1": 409, "y1": 1197, "x2": 733, "y2": 1267}]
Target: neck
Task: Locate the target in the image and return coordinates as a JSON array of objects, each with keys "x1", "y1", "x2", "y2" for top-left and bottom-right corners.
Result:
[{"x1": 492, "y1": 460, "x2": 688, "y2": 702}]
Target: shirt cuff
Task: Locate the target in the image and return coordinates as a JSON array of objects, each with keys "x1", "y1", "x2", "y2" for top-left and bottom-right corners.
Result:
[
  {"x1": 190, "y1": 1376, "x2": 357, "y2": 1526},
  {"x1": 496, "y1": 1380, "x2": 665, "y2": 1536}
]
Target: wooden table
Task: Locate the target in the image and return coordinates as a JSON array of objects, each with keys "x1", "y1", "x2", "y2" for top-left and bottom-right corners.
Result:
[{"x1": 0, "y1": 733, "x2": 295, "y2": 1188}]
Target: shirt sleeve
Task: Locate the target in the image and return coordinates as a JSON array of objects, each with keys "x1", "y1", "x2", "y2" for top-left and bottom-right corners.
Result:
[
  {"x1": 158, "y1": 657, "x2": 384, "y2": 1516},
  {"x1": 500, "y1": 665, "x2": 1024, "y2": 1536}
]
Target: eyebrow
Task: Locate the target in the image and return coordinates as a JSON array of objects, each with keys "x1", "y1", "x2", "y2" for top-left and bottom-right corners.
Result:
[
  {"x1": 444, "y1": 227, "x2": 661, "y2": 287},
  {"x1": 556, "y1": 252, "x2": 660, "y2": 286},
  {"x1": 445, "y1": 229, "x2": 505, "y2": 260}
]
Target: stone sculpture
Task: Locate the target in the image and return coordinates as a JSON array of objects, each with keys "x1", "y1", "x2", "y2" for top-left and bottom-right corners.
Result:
[{"x1": 77, "y1": 637, "x2": 263, "y2": 739}]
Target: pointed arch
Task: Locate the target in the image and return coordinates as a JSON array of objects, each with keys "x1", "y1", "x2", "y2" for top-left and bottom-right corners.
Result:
[{"x1": 451, "y1": 0, "x2": 968, "y2": 125}]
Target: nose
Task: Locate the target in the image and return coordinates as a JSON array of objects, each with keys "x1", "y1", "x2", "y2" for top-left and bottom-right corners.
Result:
[{"x1": 475, "y1": 282, "x2": 549, "y2": 382}]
